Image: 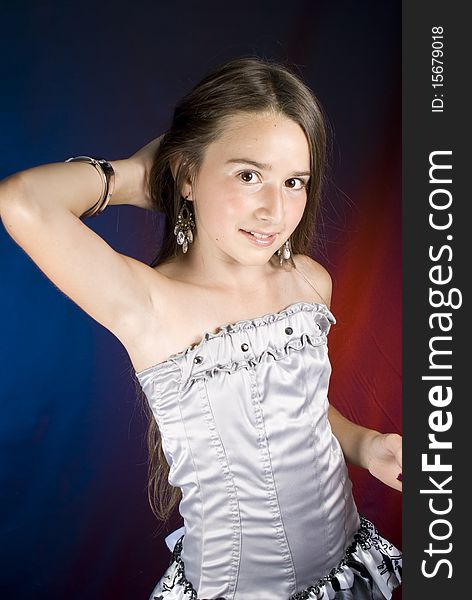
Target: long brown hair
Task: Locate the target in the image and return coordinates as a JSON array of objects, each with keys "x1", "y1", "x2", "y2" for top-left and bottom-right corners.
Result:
[{"x1": 142, "y1": 56, "x2": 330, "y2": 525}]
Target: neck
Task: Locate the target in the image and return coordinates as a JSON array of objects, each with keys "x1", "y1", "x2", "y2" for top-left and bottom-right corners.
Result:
[{"x1": 176, "y1": 244, "x2": 280, "y2": 293}]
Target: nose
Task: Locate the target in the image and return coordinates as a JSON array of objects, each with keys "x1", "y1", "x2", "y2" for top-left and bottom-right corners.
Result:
[{"x1": 254, "y1": 184, "x2": 284, "y2": 226}]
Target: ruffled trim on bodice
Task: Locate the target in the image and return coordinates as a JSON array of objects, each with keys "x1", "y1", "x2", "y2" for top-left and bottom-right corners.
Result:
[{"x1": 136, "y1": 301, "x2": 336, "y2": 392}]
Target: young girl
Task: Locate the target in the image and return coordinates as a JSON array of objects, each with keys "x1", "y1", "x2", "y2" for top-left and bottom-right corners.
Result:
[{"x1": 0, "y1": 57, "x2": 402, "y2": 599}]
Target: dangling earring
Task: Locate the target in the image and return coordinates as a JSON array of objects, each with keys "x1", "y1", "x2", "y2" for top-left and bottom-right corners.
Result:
[
  {"x1": 174, "y1": 195, "x2": 196, "y2": 254},
  {"x1": 277, "y1": 238, "x2": 292, "y2": 266}
]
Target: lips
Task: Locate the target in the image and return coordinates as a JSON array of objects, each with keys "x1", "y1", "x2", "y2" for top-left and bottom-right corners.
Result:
[
  {"x1": 241, "y1": 229, "x2": 278, "y2": 237},
  {"x1": 239, "y1": 229, "x2": 278, "y2": 247}
]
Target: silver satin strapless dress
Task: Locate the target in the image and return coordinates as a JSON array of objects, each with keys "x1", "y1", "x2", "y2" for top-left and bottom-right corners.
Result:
[{"x1": 135, "y1": 302, "x2": 402, "y2": 600}]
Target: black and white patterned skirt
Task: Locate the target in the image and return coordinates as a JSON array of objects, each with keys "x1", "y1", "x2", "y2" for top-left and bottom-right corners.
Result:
[{"x1": 150, "y1": 516, "x2": 402, "y2": 600}]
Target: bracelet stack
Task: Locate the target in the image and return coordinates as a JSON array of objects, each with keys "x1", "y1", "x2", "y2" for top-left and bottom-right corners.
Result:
[{"x1": 65, "y1": 156, "x2": 115, "y2": 219}]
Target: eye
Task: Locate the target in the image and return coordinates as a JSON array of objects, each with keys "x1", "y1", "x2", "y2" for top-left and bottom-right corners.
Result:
[
  {"x1": 285, "y1": 177, "x2": 308, "y2": 190},
  {"x1": 238, "y1": 170, "x2": 260, "y2": 184}
]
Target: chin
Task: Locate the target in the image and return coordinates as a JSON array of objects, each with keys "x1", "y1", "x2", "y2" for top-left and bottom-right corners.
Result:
[{"x1": 237, "y1": 253, "x2": 275, "y2": 267}]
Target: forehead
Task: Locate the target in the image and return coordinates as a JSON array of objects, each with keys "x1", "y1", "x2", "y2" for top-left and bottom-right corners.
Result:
[{"x1": 204, "y1": 111, "x2": 310, "y2": 168}]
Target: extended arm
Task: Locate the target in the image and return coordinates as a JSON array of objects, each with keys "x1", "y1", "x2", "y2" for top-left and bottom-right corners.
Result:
[{"x1": 328, "y1": 404, "x2": 402, "y2": 492}]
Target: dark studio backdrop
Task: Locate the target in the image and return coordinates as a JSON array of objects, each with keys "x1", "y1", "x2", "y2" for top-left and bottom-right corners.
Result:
[{"x1": 0, "y1": 1, "x2": 401, "y2": 598}]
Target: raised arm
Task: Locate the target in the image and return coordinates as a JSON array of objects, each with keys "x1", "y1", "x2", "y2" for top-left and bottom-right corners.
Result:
[{"x1": 0, "y1": 137, "x2": 166, "y2": 345}]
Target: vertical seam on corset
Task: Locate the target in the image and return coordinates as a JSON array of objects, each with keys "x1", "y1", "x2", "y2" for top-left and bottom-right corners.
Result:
[
  {"x1": 340, "y1": 439, "x2": 349, "y2": 551},
  {"x1": 152, "y1": 378, "x2": 176, "y2": 480},
  {"x1": 323, "y1": 343, "x2": 335, "y2": 575},
  {"x1": 249, "y1": 366, "x2": 298, "y2": 593},
  {"x1": 304, "y1": 344, "x2": 330, "y2": 577},
  {"x1": 175, "y1": 380, "x2": 205, "y2": 589},
  {"x1": 328, "y1": 406, "x2": 350, "y2": 560},
  {"x1": 197, "y1": 378, "x2": 241, "y2": 599},
  {"x1": 327, "y1": 334, "x2": 349, "y2": 553},
  {"x1": 324, "y1": 341, "x2": 345, "y2": 565}
]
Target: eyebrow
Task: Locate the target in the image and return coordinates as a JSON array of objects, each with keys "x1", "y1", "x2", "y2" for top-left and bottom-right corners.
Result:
[{"x1": 226, "y1": 158, "x2": 311, "y2": 178}]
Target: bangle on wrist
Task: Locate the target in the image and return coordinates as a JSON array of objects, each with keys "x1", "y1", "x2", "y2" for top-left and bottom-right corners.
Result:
[{"x1": 65, "y1": 156, "x2": 115, "y2": 219}]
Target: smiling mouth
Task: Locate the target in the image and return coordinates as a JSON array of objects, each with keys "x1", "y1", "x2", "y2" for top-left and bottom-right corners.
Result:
[
  {"x1": 239, "y1": 229, "x2": 279, "y2": 247},
  {"x1": 241, "y1": 229, "x2": 278, "y2": 239}
]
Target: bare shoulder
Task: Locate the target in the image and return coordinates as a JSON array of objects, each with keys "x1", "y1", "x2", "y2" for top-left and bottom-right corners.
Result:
[{"x1": 292, "y1": 254, "x2": 333, "y2": 309}]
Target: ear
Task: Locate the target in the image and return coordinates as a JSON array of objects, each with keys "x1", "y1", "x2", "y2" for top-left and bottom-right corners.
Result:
[{"x1": 169, "y1": 154, "x2": 193, "y2": 200}]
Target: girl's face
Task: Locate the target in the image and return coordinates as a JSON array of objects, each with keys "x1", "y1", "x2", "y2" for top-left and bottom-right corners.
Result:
[{"x1": 188, "y1": 111, "x2": 311, "y2": 267}]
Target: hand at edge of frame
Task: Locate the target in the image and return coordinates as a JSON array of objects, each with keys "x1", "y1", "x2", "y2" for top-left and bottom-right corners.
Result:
[{"x1": 365, "y1": 432, "x2": 402, "y2": 492}]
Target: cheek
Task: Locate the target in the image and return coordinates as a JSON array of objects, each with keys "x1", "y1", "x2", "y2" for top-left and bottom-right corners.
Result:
[
  {"x1": 207, "y1": 188, "x2": 248, "y2": 222},
  {"x1": 299, "y1": 198, "x2": 308, "y2": 219},
  {"x1": 224, "y1": 193, "x2": 250, "y2": 218},
  {"x1": 288, "y1": 195, "x2": 308, "y2": 226},
  {"x1": 196, "y1": 189, "x2": 245, "y2": 236}
]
